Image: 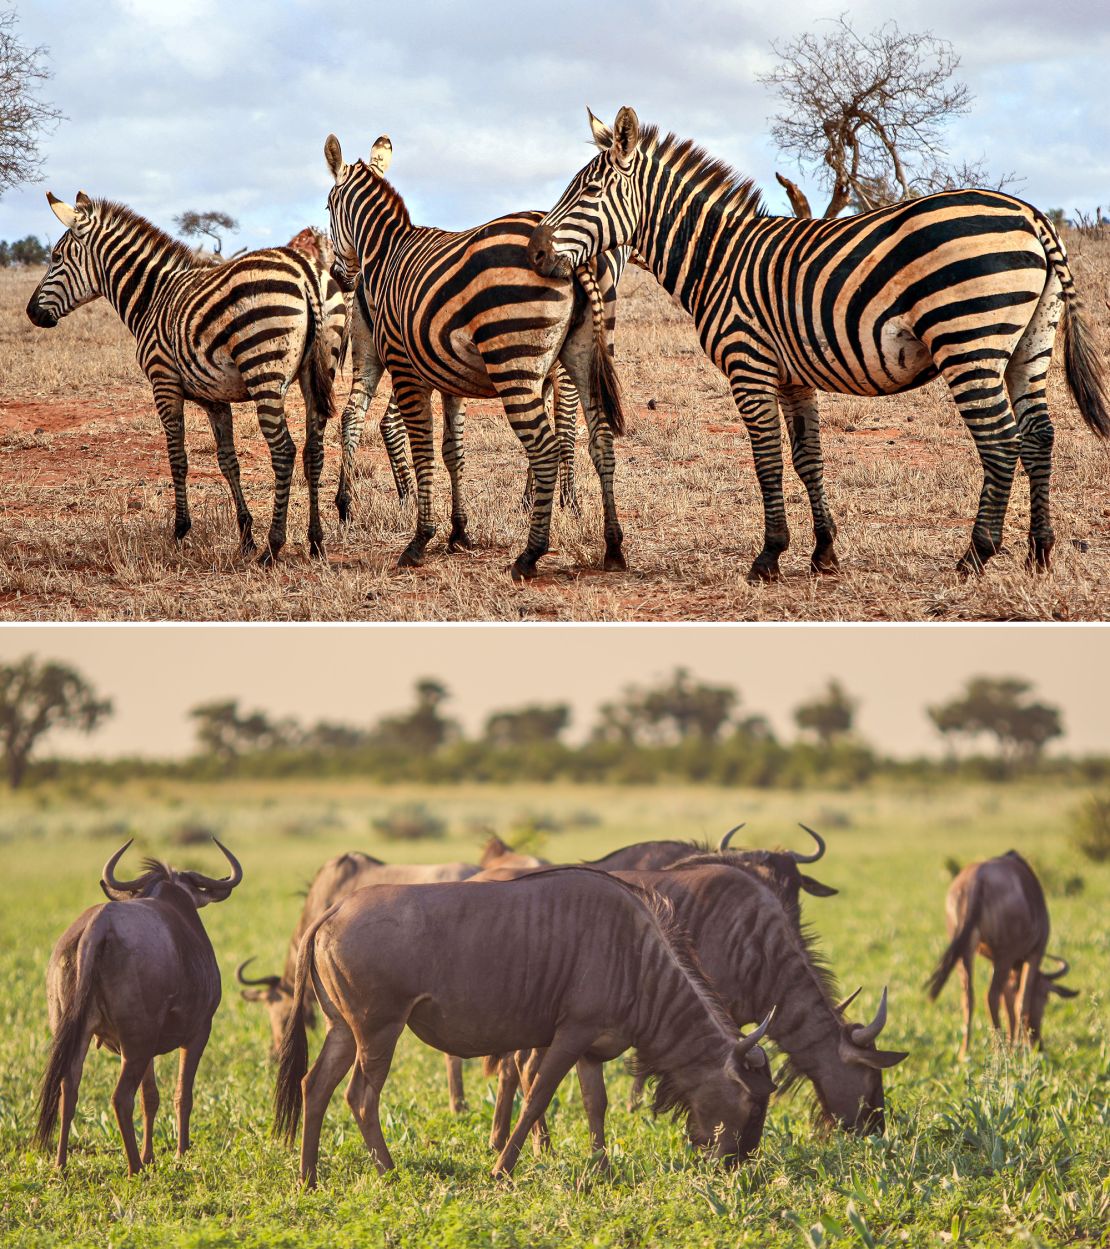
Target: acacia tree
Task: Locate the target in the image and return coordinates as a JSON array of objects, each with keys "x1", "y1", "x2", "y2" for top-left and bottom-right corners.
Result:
[
  {"x1": 592, "y1": 668, "x2": 738, "y2": 745},
  {"x1": 0, "y1": 10, "x2": 62, "y2": 197},
  {"x1": 927, "y1": 677, "x2": 1063, "y2": 766},
  {"x1": 484, "y1": 704, "x2": 570, "y2": 748},
  {"x1": 794, "y1": 679, "x2": 857, "y2": 745},
  {"x1": 188, "y1": 700, "x2": 296, "y2": 760},
  {"x1": 0, "y1": 657, "x2": 112, "y2": 788},
  {"x1": 173, "y1": 209, "x2": 239, "y2": 255},
  {"x1": 373, "y1": 679, "x2": 459, "y2": 752},
  {"x1": 760, "y1": 17, "x2": 1006, "y2": 218}
]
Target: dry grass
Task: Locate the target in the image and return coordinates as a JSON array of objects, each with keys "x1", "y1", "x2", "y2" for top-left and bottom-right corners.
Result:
[{"x1": 1, "y1": 231, "x2": 1108, "y2": 621}]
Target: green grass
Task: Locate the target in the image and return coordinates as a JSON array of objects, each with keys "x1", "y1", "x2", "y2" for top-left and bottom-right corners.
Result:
[{"x1": 1, "y1": 780, "x2": 1107, "y2": 1247}]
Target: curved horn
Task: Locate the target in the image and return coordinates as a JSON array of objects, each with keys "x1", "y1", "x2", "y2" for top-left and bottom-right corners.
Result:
[
  {"x1": 718, "y1": 823, "x2": 746, "y2": 852},
  {"x1": 791, "y1": 823, "x2": 826, "y2": 863},
  {"x1": 236, "y1": 958, "x2": 280, "y2": 989},
  {"x1": 835, "y1": 986, "x2": 862, "y2": 1014},
  {"x1": 1043, "y1": 954, "x2": 1070, "y2": 981},
  {"x1": 736, "y1": 1005, "x2": 776, "y2": 1065},
  {"x1": 850, "y1": 987, "x2": 888, "y2": 1047},
  {"x1": 101, "y1": 839, "x2": 145, "y2": 894},
  {"x1": 187, "y1": 837, "x2": 244, "y2": 891}
]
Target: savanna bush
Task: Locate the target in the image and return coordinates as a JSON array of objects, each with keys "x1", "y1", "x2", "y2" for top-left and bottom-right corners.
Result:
[{"x1": 1071, "y1": 792, "x2": 1110, "y2": 862}]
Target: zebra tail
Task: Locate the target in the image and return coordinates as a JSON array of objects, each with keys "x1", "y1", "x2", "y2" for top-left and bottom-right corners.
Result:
[
  {"x1": 1038, "y1": 216, "x2": 1110, "y2": 438},
  {"x1": 576, "y1": 262, "x2": 626, "y2": 437},
  {"x1": 926, "y1": 878, "x2": 982, "y2": 1001},
  {"x1": 35, "y1": 913, "x2": 106, "y2": 1149},
  {"x1": 305, "y1": 279, "x2": 338, "y2": 427}
]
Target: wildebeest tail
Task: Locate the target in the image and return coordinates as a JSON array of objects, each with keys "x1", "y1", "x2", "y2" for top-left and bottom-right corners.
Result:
[
  {"x1": 273, "y1": 908, "x2": 330, "y2": 1145},
  {"x1": 926, "y1": 877, "x2": 983, "y2": 1001},
  {"x1": 576, "y1": 261, "x2": 626, "y2": 437},
  {"x1": 34, "y1": 913, "x2": 107, "y2": 1149},
  {"x1": 1035, "y1": 213, "x2": 1110, "y2": 438}
]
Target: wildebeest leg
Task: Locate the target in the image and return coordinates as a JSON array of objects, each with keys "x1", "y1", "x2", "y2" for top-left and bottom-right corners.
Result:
[
  {"x1": 112, "y1": 1051, "x2": 151, "y2": 1176},
  {"x1": 55, "y1": 1026, "x2": 92, "y2": 1169},
  {"x1": 517, "y1": 1048, "x2": 551, "y2": 1155},
  {"x1": 986, "y1": 961, "x2": 1013, "y2": 1044},
  {"x1": 492, "y1": 1042, "x2": 580, "y2": 1178},
  {"x1": 201, "y1": 401, "x2": 255, "y2": 554},
  {"x1": 1014, "y1": 954, "x2": 1043, "y2": 1047},
  {"x1": 139, "y1": 1061, "x2": 160, "y2": 1166},
  {"x1": 174, "y1": 1024, "x2": 210, "y2": 1156},
  {"x1": 575, "y1": 1057, "x2": 609, "y2": 1167},
  {"x1": 957, "y1": 953, "x2": 974, "y2": 1061},
  {"x1": 347, "y1": 1024, "x2": 404, "y2": 1174},
  {"x1": 627, "y1": 1071, "x2": 648, "y2": 1111},
  {"x1": 301, "y1": 1020, "x2": 356, "y2": 1187},
  {"x1": 489, "y1": 1057, "x2": 519, "y2": 1151},
  {"x1": 445, "y1": 1054, "x2": 467, "y2": 1114},
  {"x1": 1002, "y1": 970, "x2": 1020, "y2": 1042}
]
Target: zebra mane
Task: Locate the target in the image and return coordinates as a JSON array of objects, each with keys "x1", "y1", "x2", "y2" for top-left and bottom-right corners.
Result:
[
  {"x1": 638, "y1": 124, "x2": 766, "y2": 222},
  {"x1": 90, "y1": 199, "x2": 199, "y2": 267},
  {"x1": 350, "y1": 162, "x2": 412, "y2": 228}
]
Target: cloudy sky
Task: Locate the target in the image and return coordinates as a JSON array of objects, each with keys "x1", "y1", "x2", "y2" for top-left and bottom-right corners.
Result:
[
  {"x1": 2, "y1": 625, "x2": 1107, "y2": 759},
  {"x1": 1, "y1": 0, "x2": 1107, "y2": 248}
]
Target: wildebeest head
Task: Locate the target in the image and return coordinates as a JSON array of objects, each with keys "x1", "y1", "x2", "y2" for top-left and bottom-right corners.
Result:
[
  {"x1": 717, "y1": 822, "x2": 838, "y2": 908},
  {"x1": 237, "y1": 959, "x2": 297, "y2": 1053},
  {"x1": 825, "y1": 986, "x2": 909, "y2": 1134},
  {"x1": 1024, "y1": 956, "x2": 1080, "y2": 1043},
  {"x1": 99, "y1": 837, "x2": 243, "y2": 908}
]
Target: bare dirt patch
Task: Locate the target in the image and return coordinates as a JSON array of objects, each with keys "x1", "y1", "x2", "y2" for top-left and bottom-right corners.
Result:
[{"x1": 1, "y1": 233, "x2": 1108, "y2": 622}]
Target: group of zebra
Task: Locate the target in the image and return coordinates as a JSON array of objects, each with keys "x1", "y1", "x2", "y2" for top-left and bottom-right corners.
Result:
[{"x1": 27, "y1": 107, "x2": 1109, "y2": 583}]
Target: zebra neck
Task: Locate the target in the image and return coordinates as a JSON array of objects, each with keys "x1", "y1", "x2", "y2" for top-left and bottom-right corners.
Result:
[
  {"x1": 354, "y1": 216, "x2": 412, "y2": 307},
  {"x1": 98, "y1": 238, "x2": 191, "y2": 333}
]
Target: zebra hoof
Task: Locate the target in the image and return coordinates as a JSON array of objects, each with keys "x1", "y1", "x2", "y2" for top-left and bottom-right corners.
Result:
[
  {"x1": 603, "y1": 549, "x2": 627, "y2": 572},
  {"x1": 746, "y1": 559, "x2": 781, "y2": 583},
  {"x1": 335, "y1": 497, "x2": 351, "y2": 524},
  {"x1": 257, "y1": 548, "x2": 279, "y2": 568},
  {"x1": 239, "y1": 536, "x2": 257, "y2": 558},
  {"x1": 397, "y1": 548, "x2": 424, "y2": 568},
  {"x1": 810, "y1": 551, "x2": 840, "y2": 576},
  {"x1": 511, "y1": 556, "x2": 541, "y2": 582},
  {"x1": 174, "y1": 519, "x2": 192, "y2": 542},
  {"x1": 309, "y1": 539, "x2": 327, "y2": 561}
]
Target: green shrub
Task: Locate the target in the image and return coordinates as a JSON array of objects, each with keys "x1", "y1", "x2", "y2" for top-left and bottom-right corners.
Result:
[
  {"x1": 372, "y1": 803, "x2": 446, "y2": 841},
  {"x1": 1071, "y1": 792, "x2": 1110, "y2": 863}
]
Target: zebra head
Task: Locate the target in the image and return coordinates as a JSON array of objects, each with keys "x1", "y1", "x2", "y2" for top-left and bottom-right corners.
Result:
[
  {"x1": 529, "y1": 107, "x2": 644, "y2": 279},
  {"x1": 26, "y1": 192, "x2": 103, "y2": 328},
  {"x1": 324, "y1": 133, "x2": 393, "y2": 292}
]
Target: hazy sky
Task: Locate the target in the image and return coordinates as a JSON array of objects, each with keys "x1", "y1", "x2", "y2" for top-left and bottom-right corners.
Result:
[
  {"x1": 1, "y1": 1, "x2": 1107, "y2": 246},
  {"x1": 2, "y1": 625, "x2": 1107, "y2": 759}
]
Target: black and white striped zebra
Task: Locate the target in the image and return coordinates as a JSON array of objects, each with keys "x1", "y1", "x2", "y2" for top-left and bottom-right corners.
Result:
[
  {"x1": 530, "y1": 109, "x2": 1110, "y2": 581},
  {"x1": 27, "y1": 193, "x2": 345, "y2": 562},
  {"x1": 325, "y1": 134, "x2": 627, "y2": 580}
]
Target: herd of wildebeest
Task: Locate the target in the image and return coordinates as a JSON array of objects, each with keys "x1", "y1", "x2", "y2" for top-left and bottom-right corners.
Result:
[{"x1": 34, "y1": 823, "x2": 1080, "y2": 1183}]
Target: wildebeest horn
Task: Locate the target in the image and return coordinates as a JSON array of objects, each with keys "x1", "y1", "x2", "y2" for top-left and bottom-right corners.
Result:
[
  {"x1": 187, "y1": 837, "x2": 244, "y2": 891},
  {"x1": 835, "y1": 986, "x2": 862, "y2": 1014},
  {"x1": 850, "y1": 987, "x2": 888, "y2": 1046},
  {"x1": 102, "y1": 839, "x2": 145, "y2": 894},
  {"x1": 718, "y1": 823, "x2": 746, "y2": 851},
  {"x1": 791, "y1": 823, "x2": 826, "y2": 863},
  {"x1": 236, "y1": 958, "x2": 280, "y2": 989},
  {"x1": 1043, "y1": 955, "x2": 1070, "y2": 980},
  {"x1": 736, "y1": 1005, "x2": 776, "y2": 1066}
]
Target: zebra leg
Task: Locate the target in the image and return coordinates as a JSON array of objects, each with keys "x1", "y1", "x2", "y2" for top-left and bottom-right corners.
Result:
[
  {"x1": 201, "y1": 401, "x2": 255, "y2": 555},
  {"x1": 251, "y1": 390, "x2": 297, "y2": 565},
  {"x1": 730, "y1": 378, "x2": 789, "y2": 581},
  {"x1": 335, "y1": 347, "x2": 384, "y2": 524},
  {"x1": 152, "y1": 384, "x2": 191, "y2": 542},
  {"x1": 553, "y1": 365, "x2": 581, "y2": 515},
  {"x1": 380, "y1": 397, "x2": 414, "y2": 506},
  {"x1": 1006, "y1": 279, "x2": 1062, "y2": 571},
  {"x1": 299, "y1": 376, "x2": 327, "y2": 560},
  {"x1": 394, "y1": 382, "x2": 438, "y2": 567},
  {"x1": 502, "y1": 391, "x2": 559, "y2": 580},
  {"x1": 781, "y1": 384, "x2": 839, "y2": 574},
  {"x1": 940, "y1": 362, "x2": 1021, "y2": 577},
  {"x1": 441, "y1": 394, "x2": 473, "y2": 551}
]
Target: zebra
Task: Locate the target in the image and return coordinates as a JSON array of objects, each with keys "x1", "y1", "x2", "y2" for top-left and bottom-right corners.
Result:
[
  {"x1": 324, "y1": 134, "x2": 627, "y2": 580},
  {"x1": 529, "y1": 108, "x2": 1110, "y2": 582},
  {"x1": 26, "y1": 193, "x2": 346, "y2": 563}
]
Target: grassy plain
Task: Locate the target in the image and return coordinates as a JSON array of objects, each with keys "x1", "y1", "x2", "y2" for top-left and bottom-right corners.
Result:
[
  {"x1": 0, "y1": 778, "x2": 1107, "y2": 1246},
  {"x1": 1, "y1": 227, "x2": 1108, "y2": 621}
]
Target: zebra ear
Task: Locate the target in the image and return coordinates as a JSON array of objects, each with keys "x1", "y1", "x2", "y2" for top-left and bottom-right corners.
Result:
[
  {"x1": 325, "y1": 134, "x2": 347, "y2": 182},
  {"x1": 75, "y1": 191, "x2": 93, "y2": 211},
  {"x1": 587, "y1": 107, "x2": 613, "y2": 151},
  {"x1": 369, "y1": 135, "x2": 392, "y2": 176},
  {"x1": 47, "y1": 191, "x2": 78, "y2": 230},
  {"x1": 612, "y1": 107, "x2": 640, "y2": 169}
]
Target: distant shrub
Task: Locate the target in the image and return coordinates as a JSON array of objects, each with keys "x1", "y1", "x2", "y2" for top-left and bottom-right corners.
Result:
[
  {"x1": 815, "y1": 807, "x2": 854, "y2": 830},
  {"x1": 567, "y1": 809, "x2": 602, "y2": 829},
  {"x1": 1071, "y1": 793, "x2": 1110, "y2": 863},
  {"x1": 281, "y1": 810, "x2": 344, "y2": 839},
  {"x1": 170, "y1": 820, "x2": 220, "y2": 846},
  {"x1": 88, "y1": 818, "x2": 134, "y2": 841},
  {"x1": 372, "y1": 804, "x2": 446, "y2": 842}
]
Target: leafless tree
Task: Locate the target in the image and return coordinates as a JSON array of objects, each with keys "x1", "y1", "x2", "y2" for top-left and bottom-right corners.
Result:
[
  {"x1": 0, "y1": 9, "x2": 63, "y2": 197},
  {"x1": 760, "y1": 16, "x2": 1013, "y2": 218}
]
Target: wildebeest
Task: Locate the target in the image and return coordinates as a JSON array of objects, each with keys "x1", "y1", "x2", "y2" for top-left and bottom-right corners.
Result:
[
  {"x1": 487, "y1": 860, "x2": 906, "y2": 1154},
  {"x1": 273, "y1": 869, "x2": 776, "y2": 1183},
  {"x1": 479, "y1": 834, "x2": 549, "y2": 871},
  {"x1": 239, "y1": 850, "x2": 477, "y2": 1111},
  {"x1": 927, "y1": 850, "x2": 1078, "y2": 1058},
  {"x1": 35, "y1": 839, "x2": 243, "y2": 1175}
]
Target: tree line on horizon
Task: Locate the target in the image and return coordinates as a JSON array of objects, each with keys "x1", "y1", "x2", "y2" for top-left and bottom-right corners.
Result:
[{"x1": 2, "y1": 656, "x2": 1099, "y2": 792}]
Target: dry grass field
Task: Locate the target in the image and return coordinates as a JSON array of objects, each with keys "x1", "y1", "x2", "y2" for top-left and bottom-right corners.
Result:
[{"x1": 1, "y1": 230, "x2": 1108, "y2": 621}]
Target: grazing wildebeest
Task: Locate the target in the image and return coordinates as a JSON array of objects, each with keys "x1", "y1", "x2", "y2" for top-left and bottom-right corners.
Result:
[
  {"x1": 927, "y1": 850, "x2": 1078, "y2": 1058},
  {"x1": 273, "y1": 869, "x2": 776, "y2": 1183},
  {"x1": 479, "y1": 835, "x2": 549, "y2": 871},
  {"x1": 35, "y1": 839, "x2": 243, "y2": 1175},
  {"x1": 487, "y1": 861, "x2": 906, "y2": 1154},
  {"x1": 239, "y1": 850, "x2": 477, "y2": 1111}
]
